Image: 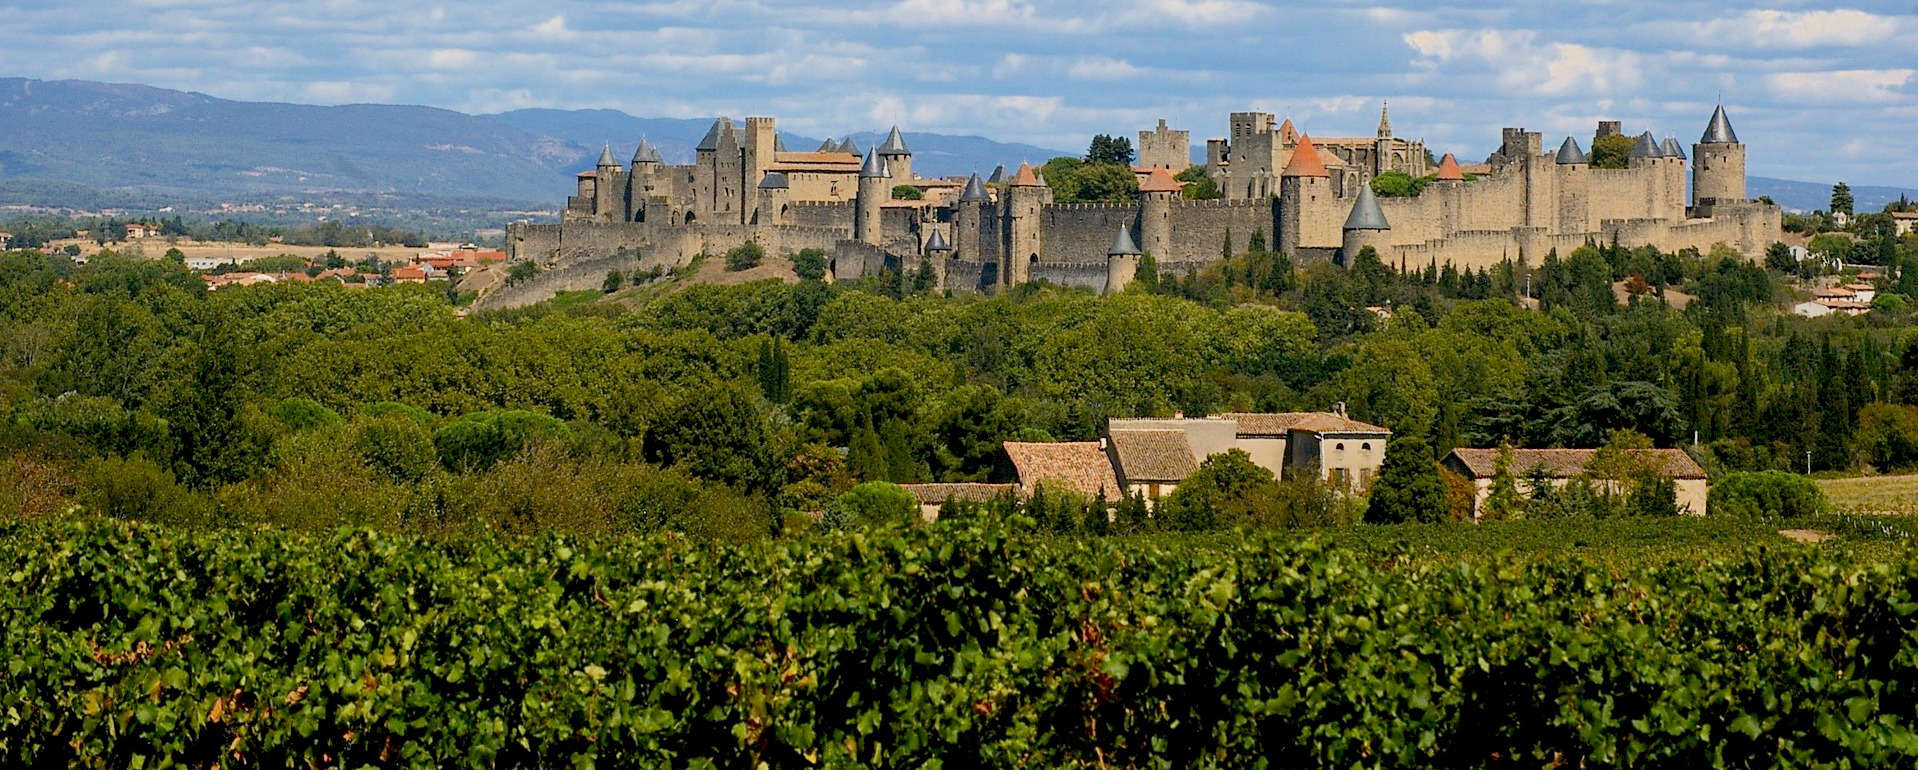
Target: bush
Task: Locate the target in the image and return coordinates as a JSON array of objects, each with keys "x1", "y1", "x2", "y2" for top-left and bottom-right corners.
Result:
[
  {"x1": 1709, "y1": 470, "x2": 1828, "y2": 518},
  {"x1": 1364, "y1": 436, "x2": 1448, "y2": 524},
  {"x1": 824, "y1": 481, "x2": 918, "y2": 529},
  {"x1": 431, "y1": 410, "x2": 571, "y2": 472},
  {"x1": 353, "y1": 415, "x2": 438, "y2": 483},
  {"x1": 793, "y1": 248, "x2": 827, "y2": 281},
  {"x1": 725, "y1": 241, "x2": 765, "y2": 271},
  {"x1": 75, "y1": 453, "x2": 205, "y2": 523},
  {"x1": 890, "y1": 185, "x2": 923, "y2": 201}
]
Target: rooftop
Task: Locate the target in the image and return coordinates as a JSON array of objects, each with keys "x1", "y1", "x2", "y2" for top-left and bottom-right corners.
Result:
[
  {"x1": 1108, "y1": 429, "x2": 1198, "y2": 482},
  {"x1": 1220, "y1": 411, "x2": 1390, "y2": 436},
  {"x1": 1446, "y1": 448, "x2": 1707, "y2": 480},
  {"x1": 1003, "y1": 441, "x2": 1121, "y2": 500},
  {"x1": 1281, "y1": 134, "x2": 1330, "y2": 178}
]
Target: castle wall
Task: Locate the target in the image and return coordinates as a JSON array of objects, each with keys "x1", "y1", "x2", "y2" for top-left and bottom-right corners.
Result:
[
  {"x1": 1587, "y1": 167, "x2": 1660, "y2": 224},
  {"x1": 1030, "y1": 261, "x2": 1110, "y2": 291},
  {"x1": 1036, "y1": 203, "x2": 1137, "y2": 265},
  {"x1": 1163, "y1": 198, "x2": 1273, "y2": 263},
  {"x1": 788, "y1": 201, "x2": 854, "y2": 229},
  {"x1": 787, "y1": 171, "x2": 856, "y2": 202}
]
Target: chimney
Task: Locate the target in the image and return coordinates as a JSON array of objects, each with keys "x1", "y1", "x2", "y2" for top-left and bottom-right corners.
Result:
[
  {"x1": 1099, "y1": 437, "x2": 1108, "y2": 450},
  {"x1": 1174, "y1": 410, "x2": 1184, "y2": 419},
  {"x1": 1333, "y1": 402, "x2": 1347, "y2": 417}
]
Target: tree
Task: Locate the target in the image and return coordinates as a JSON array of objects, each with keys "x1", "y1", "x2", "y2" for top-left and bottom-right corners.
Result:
[
  {"x1": 1175, "y1": 166, "x2": 1222, "y2": 200},
  {"x1": 1073, "y1": 163, "x2": 1140, "y2": 203},
  {"x1": 1589, "y1": 133, "x2": 1635, "y2": 169},
  {"x1": 642, "y1": 384, "x2": 774, "y2": 490},
  {"x1": 725, "y1": 241, "x2": 765, "y2": 271},
  {"x1": 1709, "y1": 470, "x2": 1827, "y2": 518},
  {"x1": 1365, "y1": 436, "x2": 1449, "y2": 524},
  {"x1": 793, "y1": 248, "x2": 827, "y2": 281},
  {"x1": 1481, "y1": 445, "x2": 1524, "y2": 520},
  {"x1": 756, "y1": 337, "x2": 792, "y2": 403},
  {"x1": 507, "y1": 260, "x2": 540, "y2": 284},
  {"x1": 1764, "y1": 242, "x2": 1799, "y2": 274},
  {"x1": 602, "y1": 270, "x2": 624, "y2": 293},
  {"x1": 1370, "y1": 171, "x2": 1429, "y2": 198},
  {"x1": 1831, "y1": 182, "x2": 1854, "y2": 217},
  {"x1": 1159, "y1": 449, "x2": 1276, "y2": 532},
  {"x1": 891, "y1": 185, "x2": 923, "y2": 201},
  {"x1": 824, "y1": 481, "x2": 918, "y2": 529},
  {"x1": 1086, "y1": 134, "x2": 1135, "y2": 166},
  {"x1": 432, "y1": 410, "x2": 571, "y2": 472}
]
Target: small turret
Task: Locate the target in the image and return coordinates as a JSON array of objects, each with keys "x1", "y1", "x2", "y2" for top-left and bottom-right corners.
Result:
[
  {"x1": 756, "y1": 172, "x2": 790, "y2": 225},
  {"x1": 1278, "y1": 135, "x2": 1333, "y2": 257},
  {"x1": 1434, "y1": 153, "x2": 1464, "y2": 182},
  {"x1": 1628, "y1": 131, "x2": 1660, "y2": 162},
  {"x1": 859, "y1": 149, "x2": 891, "y2": 179},
  {"x1": 632, "y1": 136, "x2": 662, "y2": 166},
  {"x1": 596, "y1": 144, "x2": 620, "y2": 170},
  {"x1": 987, "y1": 165, "x2": 1007, "y2": 184},
  {"x1": 1005, "y1": 163, "x2": 1047, "y2": 286},
  {"x1": 955, "y1": 172, "x2": 988, "y2": 265},
  {"x1": 959, "y1": 172, "x2": 990, "y2": 203},
  {"x1": 773, "y1": 133, "x2": 787, "y2": 153},
  {"x1": 1137, "y1": 166, "x2": 1180, "y2": 257},
  {"x1": 1341, "y1": 185, "x2": 1391, "y2": 268},
  {"x1": 839, "y1": 138, "x2": 861, "y2": 156},
  {"x1": 1659, "y1": 136, "x2": 1685, "y2": 160},
  {"x1": 1700, "y1": 104, "x2": 1739, "y2": 144},
  {"x1": 924, "y1": 227, "x2": 950, "y2": 254}
]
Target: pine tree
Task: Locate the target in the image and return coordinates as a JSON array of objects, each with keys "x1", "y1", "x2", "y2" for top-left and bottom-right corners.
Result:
[
  {"x1": 1248, "y1": 228, "x2": 1267, "y2": 253},
  {"x1": 1831, "y1": 182, "x2": 1854, "y2": 217},
  {"x1": 1365, "y1": 436, "x2": 1450, "y2": 524},
  {"x1": 1222, "y1": 227, "x2": 1233, "y2": 260},
  {"x1": 847, "y1": 417, "x2": 889, "y2": 481}
]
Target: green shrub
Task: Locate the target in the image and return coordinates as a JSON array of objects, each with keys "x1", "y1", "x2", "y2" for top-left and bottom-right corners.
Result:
[
  {"x1": 724, "y1": 241, "x2": 765, "y2": 271},
  {"x1": 431, "y1": 410, "x2": 571, "y2": 472},
  {"x1": 75, "y1": 453, "x2": 205, "y2": 523},
  {"x1": 353, "y1": 415, "x2": 438, "y2": 483},
  {"x1": 1709, "y1": 470, "x2": 1828, "y2": 518},
  {"x1": 825, "y1": 480, "x2": 918, "y2": 529}
]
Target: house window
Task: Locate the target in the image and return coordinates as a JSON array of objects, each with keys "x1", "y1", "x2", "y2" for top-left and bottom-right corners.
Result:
[
  {"x1": 1361, "y1": 442, "x2": 1371, "y2": 451},
  {"x1": 1335, "y1": 443, "x2": 1345, "y2": 451}
]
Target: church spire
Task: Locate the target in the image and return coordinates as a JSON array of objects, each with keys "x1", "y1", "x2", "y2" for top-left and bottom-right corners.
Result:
[{"x1": 1377, "y1": 101, "x2": 1392, "y2": 139}]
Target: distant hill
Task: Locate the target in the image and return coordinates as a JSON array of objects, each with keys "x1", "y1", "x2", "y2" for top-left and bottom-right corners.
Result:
[
  {"x1": 1, "y1": 78, "x2": 1904, "y2": 215},
  {"x1": 1748, "y1": 177, "x2": 1918, "y2": 214},
  {"x1": 484, "y1": 109, "x2": 1072, "y2": 179}
]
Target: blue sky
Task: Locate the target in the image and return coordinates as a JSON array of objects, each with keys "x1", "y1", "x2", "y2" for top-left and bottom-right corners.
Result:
[{"x1": 3, "y1": 0, "x2": 1915, "y2": 185}]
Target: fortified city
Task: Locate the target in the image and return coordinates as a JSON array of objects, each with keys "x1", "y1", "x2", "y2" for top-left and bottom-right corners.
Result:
[{"x1": 511, "y1": 103, "x2": 1780, "y2": 296}]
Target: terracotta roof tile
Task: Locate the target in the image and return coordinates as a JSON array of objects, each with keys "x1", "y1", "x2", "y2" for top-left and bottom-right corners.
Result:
[
  {"x1": 1446, "y1": 448, "x2": 1706, "y2": 480},
  {"x1": 1220, "y1": 411, "x2": 1391, "y2": 436},
  {"x1": 1435, "y1": 153, "x2": 1464, "y2": 181},
  {"x1": 1003, "y1": 441, "x2": 1119, "y2": 499},
  {"x1": 1281, "y1": 134, "x2": 1330, "y2": 178},
  {"x1": 1108, "y1": 429, "x2": 1198, "y2": 482},
  {"x1": 1138, "y1": 166, "x2": 1183, "y2": 193},
  {"x1": 896, "y1": 483, "x2": 1015, "y2": 504},
  {"x1": 1009, "y1": 162, "x2": 1043, "y2": 187}
]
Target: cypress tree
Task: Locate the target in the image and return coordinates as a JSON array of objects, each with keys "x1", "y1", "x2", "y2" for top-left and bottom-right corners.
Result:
[{"x1": 1365, "y1": 436, "x2": 1449, "y2": 524}]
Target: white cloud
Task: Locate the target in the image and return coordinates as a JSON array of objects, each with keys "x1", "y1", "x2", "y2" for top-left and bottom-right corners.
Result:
[
  {"x1": 1767, "y1": 69, "x2": 1915, "y2": 104},
  {"x1": 1662, "y1": 10, "x2": 1911, "y2": 50},
  {"x1": 1066, "y1": 57, "x2": 1144, "y2": 80},
  {"x1": 883, "y1": 0, "x2": 1037, "y2": 27},
  {"x1": 426, "y1": 49, "x2": 478, "y2": 69},
  {"x1": 301, "y1": 80, "x2": 397, "y2": 104},
  {"x1": 531, "y1": 15, "x2": 570, "y2": 40},
  {"x1": 1402, "y1": 29, "x2": 1639, "y2": 96}
]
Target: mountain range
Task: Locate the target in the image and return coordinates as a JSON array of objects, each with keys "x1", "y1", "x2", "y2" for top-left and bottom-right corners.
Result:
[{"x1": 0, "y1": 77, "x2": 1908, "y2": 215}]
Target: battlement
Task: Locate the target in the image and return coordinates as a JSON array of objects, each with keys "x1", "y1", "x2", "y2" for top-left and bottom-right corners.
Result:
[
  {"x1": 1042, "y1": 202, "x2": 1141, "y2": 212},
  {"x1": 1166, "y1": 198, "x2": 1269, "y2": 210}
]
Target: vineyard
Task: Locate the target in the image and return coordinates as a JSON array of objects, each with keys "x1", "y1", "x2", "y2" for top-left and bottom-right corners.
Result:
[{"x1": 6, "y1": 517, "x2": 1918, "y2": 768}]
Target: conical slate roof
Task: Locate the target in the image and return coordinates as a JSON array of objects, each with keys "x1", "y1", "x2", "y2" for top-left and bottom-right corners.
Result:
[
  {"x1": 1342, "y1": 185, "x2": 1390, "y2": 231},
  {"x1": 878, "y1": 125, "x2": 910, "y2": 155},
  {"x1": 1629, "y1": 131, "x2": 1660, "y2": 159},
  {"x1": 758, "y1": 172, "x2": 789, "y2": 189},
  {"x1": 1701, "y1": 104, "x2": 1739, "y2": 144},
  {"x1": 696, "y1": 117, "x2": 732, "y2": 152},
  {"x1": 1107, "y1": 225, "x2": 1142, "y2": 256},
  {"x1": 839, "y1": 138, "x2": 861, "y2": 156},
  {"x1": 632, "y1": 136, "x2": 662, "y2": 164},
  {"x1": 596, "y1": 144, "x2": 618, "y2": 167},
  {"x1": 987, "y1": 165, "x2": 1007, "y2": 184},
  {"x1": 817, "y1": 138, "x2": 839, "y2": 152},
  {"x1": 859, "y1": 150, "x2": 890, "y2": 179},
  {"x1": 1435, "y1": 153, "x2": 1463, "y2": 181},
  {"x1": 1281, "y1": 134, "x2": 1330, "y2": 178},
  {"x1": 924, "y1": 228, "x2": 951, "y2": 252},
  {"x1": 1659, "y1": 136, "x2": 1686, "y2": 159},
  {"x1": 959, "y1": 173, "x2": 990, "y2": 202},
  {"x1": 1554, "y1": 136, "x2": 1586, "y2": 165}
]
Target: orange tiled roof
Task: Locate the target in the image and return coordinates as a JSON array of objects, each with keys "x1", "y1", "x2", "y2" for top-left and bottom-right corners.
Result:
[
  {"x1": 895, "y1": 483, "x2": 1016, "y2": 505},
  {"x1": 1009, "y1": 162, "x2": 1043, "y2": 187},
  {"x1": 1277, "y1": 118, "x2": 1297, "y2": 143},
  {"x1": 1138, "y1": 166, "x2": 1183, "y2": 193},
  {"x1": 1435, "y1": 153, "x2": 1464, "y2": 181},
  {"x1": 1281, "y1": 134, "x2": 1330, "y2": 178},
  {"x1": 1003, "y1": 441, "x2": 1120, "y2": 499},
  {"x1": 774, "y1": 151, "x2": 858, "y2": 164}
]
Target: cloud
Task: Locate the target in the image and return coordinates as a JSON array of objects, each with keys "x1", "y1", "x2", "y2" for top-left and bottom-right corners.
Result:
[
  {"x1": 883, "y1": 0, "x2": 1037, "y2": 27},
  {"x1": 531, "y1": 15, "x2": 571, "y2": 40},
  {"x1": 1402, "y1": 29, "x2": 1639, "y2": 96},
  {"x1": 426, "y1": 49, "x2": 479, "y2": 69},
  {"x1": 1066, "y1": 57, "x2": 1144, "y2": 80},
  {"x1": 1658, "y1": 10, "x2": 1912, "y2": 50},
  {"x1": 1767, "y1": 69, "x2": 1916, "y2": 104},
  {"x1": 301, "y1": 81, "x2": 397, "y2": 104}
]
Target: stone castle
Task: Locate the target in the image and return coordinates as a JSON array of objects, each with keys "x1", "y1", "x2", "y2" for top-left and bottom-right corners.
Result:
[{"x1": 501, "y1": 104, "x2": 1779, "y2": 299}]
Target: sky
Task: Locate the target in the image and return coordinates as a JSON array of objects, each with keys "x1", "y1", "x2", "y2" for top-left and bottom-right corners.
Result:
[{"x1": 2, "y1": 0, "x2": 1915, "y2": 186}]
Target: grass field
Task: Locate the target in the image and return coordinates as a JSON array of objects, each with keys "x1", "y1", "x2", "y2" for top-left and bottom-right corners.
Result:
[{"x1": 1819, "y1": 474, "x2": 1918, "y2": 514}]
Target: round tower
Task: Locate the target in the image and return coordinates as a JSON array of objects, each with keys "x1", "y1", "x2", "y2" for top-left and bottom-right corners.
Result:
[
  {"x1": 628, "y1": 137, "x2": 663, "y2": 222},
  {"x1": 1137, "y1": 166, "x2": 1181, "y2": 258},
  {"x1": 956, "y1": 172, "x2": 988, "y2": 264},
  {"x1": 923, "y1": 226, "x2": 952, "y2": 293},
  {"x1": 1552, "y1": 136, "x2": 1590, "y2": 233},
  {"x1": 1104, "y1": 223, "x2": 1142, "y2": 295},
  {"x1": 1277, "y1": 134, "x2": 1332, "y2": 258},
  {"x1": 593, "y1": 144, "x2": 622, "y2": 220},
  {"x1": 878, "y1": 126, "x2": 912, "y2": 183},
  {"x1": 1692, "y1": 104, "x2": 1745, "y2": 210},
  {"x1": 1004, "y1": 162, "x2": 1047, "y2": 287},
  {"x1": 855, "y1": 150, "x2": 889, "y2": 246},
  {"x1": 1433, "y1": 152, "x2": 1465, "y2": 233},
  {"x1": 1340, "y1": 185, "x2": 1391, "y2": 266}
]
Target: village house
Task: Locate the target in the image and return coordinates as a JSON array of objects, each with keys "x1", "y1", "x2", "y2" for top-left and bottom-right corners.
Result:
[
  {"x1": 124, "y1": 222, "x2": 157, "y2": 239},
  {"x1": 1442, "y1": 448, "x2": 1709, "y2": 519},
  {"x1": 1004, "y1": 408, "x2": 1394, "y2": 507},
  {"x1": 0, "y1": 233, "x2": 12, "y2": 249},
  {"x1": 184, "y1": 256, "x2": 236, "y2": 272},
  {"x1": 1894, "y1": 211, "x2": 1918, "y2": 237},
  {"x1": 390, "y1": 266, "x2": 427, "y2": 284},
  {"x1": 1795, "y1": 285, "x2": 1871, "y2": 317}
]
